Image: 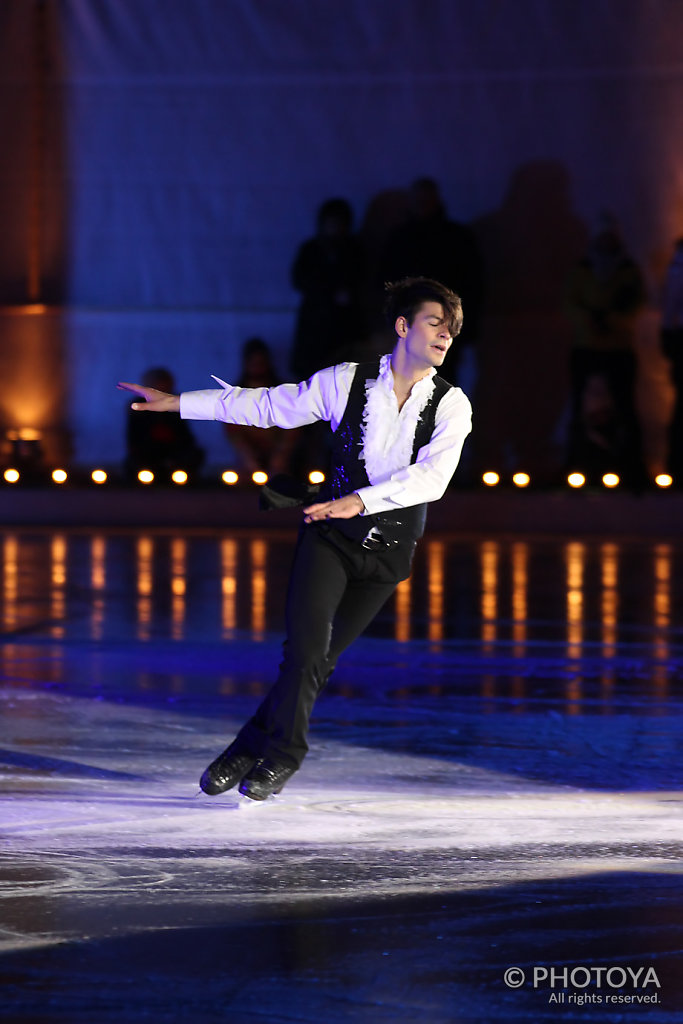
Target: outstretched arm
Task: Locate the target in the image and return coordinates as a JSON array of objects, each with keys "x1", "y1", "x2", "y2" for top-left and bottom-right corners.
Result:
[{"x1": 117, "y1": 382, "x2": 180, "y2": 413}]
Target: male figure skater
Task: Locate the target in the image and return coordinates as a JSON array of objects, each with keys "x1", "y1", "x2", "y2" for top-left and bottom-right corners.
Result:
[{"x1": 118, "y1": 277, "x2": 472, "y2": 800}]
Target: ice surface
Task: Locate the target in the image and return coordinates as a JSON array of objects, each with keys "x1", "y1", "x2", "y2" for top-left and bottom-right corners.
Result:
[{"x1": 1, "y1": 531, "x2": 682, "y2": 1022}]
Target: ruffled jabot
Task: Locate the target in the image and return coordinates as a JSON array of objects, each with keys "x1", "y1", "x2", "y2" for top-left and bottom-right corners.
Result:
[{"x1": 360, "y1": 354, "x2": 436, "y2": 485}]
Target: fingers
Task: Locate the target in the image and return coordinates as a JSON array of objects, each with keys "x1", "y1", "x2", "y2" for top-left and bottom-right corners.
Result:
[
  {"x1": 117, "y1": 382, "x2": 153, "y2": 409},
  {"x1": 302, "y1": 502, "x2": 333, "y2": 523},
  {"x1": 117, "y1": 383, "x2": 179, "y2": 413},
  {"x1": 303, "y1": 494, "x2": 362, "y2": 523},
  {"x1": 302, "y1": 502, "x2": 329, "y2": 515}
]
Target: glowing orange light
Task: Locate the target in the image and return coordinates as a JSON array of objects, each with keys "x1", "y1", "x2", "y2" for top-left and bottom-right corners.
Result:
[
  {"x1": 427, "y1": 540, "x2": 444, "y2": 643},
  {"x1": 4, "y1": 468, "x2": 19, "y2": 483},
  {"x1": 221, "y1": 470, "x2": 239, "y2": 485},
  {"x1": 91, "y1": 469, "x2": 107, "y2": 484},
  {"x1": 52, "y1": 469, "x2": 67, "y2": 484},
  {"x1": 171, "y1": 470, "x2": 188, "y2": 485},
  {"x1": 252, "y1": 471, "x2": 268, "y2": 485},
  {"x1": 512, "y1": 472, "x2": 530, "y2": 488},
  {"x1": 655, "y1": 474, "x2": 673, "y2": 489},
  {"x1": 138, "y1": 470, "x2": 154, "y2": 484},
  {"x1": 6, "y1": 428, "x2": 41, "y2": 442},
  {"x1": 308, "y1": 470, "x2": 325, "y2": 485},
  {"x1": 567, "y1": 472, "x2": 586, "y2": 488},
  {"x1": 602, "y1": 473, "x2": 619, "y2": 488},
  {"x1": 482, "y1": 471, "x2": 500, "y2": 486},
  {"x1": 12, "y1": 304, "x2": 48, "y2": 317}
]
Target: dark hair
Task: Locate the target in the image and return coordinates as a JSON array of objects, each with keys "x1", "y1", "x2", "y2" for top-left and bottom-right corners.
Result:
[
  {"x1": 317, "y1": 197, "x2": 353, "y2": 230},
  {"x1": 383, "y1": 276, "x2": 463, "y2": 337},
  {"x1": 241, "y1": 336, "x2": 271, "y2": 361},
  {"x1": 142, "y1": 366, "x2": 175, "y2": 390}
]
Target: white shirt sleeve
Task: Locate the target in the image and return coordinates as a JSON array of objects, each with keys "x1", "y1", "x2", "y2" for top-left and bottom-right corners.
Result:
[
  {"x1": 355, "y1": 388, "x2": 472, "y2": 515},
  {"x1": 180, "y1": 360, "x2": 472, "y2": 516},
  {"x1": 179, "y1": 362, "x2": 355, "y2": 431}
]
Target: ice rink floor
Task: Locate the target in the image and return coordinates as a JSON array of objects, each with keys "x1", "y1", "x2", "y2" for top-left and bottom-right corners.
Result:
[{"x1": 1, "y1": 528, "x2": 682, "y2": 1022}]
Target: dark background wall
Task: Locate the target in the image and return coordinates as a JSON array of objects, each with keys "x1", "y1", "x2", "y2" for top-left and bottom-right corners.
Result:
[{"x1": 0, "y1": 0, "x2": 682, "y2": 470}]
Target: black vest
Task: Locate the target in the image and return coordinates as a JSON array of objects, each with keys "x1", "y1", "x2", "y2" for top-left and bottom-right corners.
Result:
[{"x1": 325, "y1": 359, "x2": 452, "y2": 545}]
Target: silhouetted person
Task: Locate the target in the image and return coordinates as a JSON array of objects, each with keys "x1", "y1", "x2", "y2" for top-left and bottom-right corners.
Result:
[
  {"x1": 125, "y1": 367, "x2": 204, "y2": 481},
  {"x1": 223, "y1": 338, "x2": 298, "y2": 476},
  {"x1": 290, "y1": 198, "x2": 366, "y2": 380},
  {"x1": 379, "y1": 178, "x2": 484, "y2": 380},
  {"x1": 565, "y1": 218, "x2": 646, "y2": 486},
  {"x1": 660, "y1": 238, "x2": 683, "y2": 481},
  {"x1": 566, "y1": 372, "x2": 629, "y2": 482}
]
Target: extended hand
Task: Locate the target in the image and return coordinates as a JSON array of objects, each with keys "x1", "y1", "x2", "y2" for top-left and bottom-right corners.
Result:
[
  {"x1": 117, "y1": 382, "x2": 180, "y2": 413},
  {"x1": 303, "y1": 493, "x2": 365, "y2": 523}
]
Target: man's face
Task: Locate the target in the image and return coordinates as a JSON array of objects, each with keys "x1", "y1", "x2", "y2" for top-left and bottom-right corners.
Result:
[{"x1": 397, "y1": 302, "x2": 453, "y2": 367}]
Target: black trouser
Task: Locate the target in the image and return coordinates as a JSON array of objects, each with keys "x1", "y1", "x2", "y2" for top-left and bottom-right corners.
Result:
[{"x1": 234, "y1": 524, "x2": 414, "y2": 768}]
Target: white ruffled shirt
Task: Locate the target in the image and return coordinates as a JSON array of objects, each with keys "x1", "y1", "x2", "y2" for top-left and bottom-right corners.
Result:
[{"x1": 179, "y1": 356, "x2": 472, "y2": 516}]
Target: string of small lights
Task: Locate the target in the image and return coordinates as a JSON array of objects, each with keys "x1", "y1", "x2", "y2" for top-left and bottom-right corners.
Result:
[
  {"x1": 0, "y1": 468, "x2": 329, "y2": 487},
  {"x1": 481, "y1": 471, "x2": 675, "y2": 490},
  {"x1": 0, "y1": 466, "x2": 678, "y2": 489}
]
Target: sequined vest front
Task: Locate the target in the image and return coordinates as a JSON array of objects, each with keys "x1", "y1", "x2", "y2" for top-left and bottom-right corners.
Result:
[{"x1": 325, "y1": 359, "x2": 452, "y2": 545}]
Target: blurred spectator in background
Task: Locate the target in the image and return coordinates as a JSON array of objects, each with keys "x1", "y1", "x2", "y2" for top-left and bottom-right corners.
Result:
[
  {"x1": 290, "y1": 198, "x2": 366, "y2": 380},
  {"x1": 224, "y1": 338, "x2": 299, "y2": 477},
  {"x1": 565, "y1": 216, "x2": 647, "y2": 486},
  {"x1": 125, "y1": 367, "x2": 204, "y2": 481},
  {"x1": 660, "y1": 238, "x2": 683, "y2": 481},
  {"x1": 379, "y1": 177, "x2": 484, "y2": 381},
  {"x1": 566, "y1": 371, "x2": 630, "y2": 481}
]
